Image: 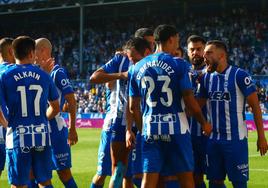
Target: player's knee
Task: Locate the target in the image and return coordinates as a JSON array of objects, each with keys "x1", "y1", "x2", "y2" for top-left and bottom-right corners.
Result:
[
  {"x1": 111, "y1": 161, "x2": 126, "y2": 188},
  {"x1": 232, "y1": 181, "x2": 247, "y2": 188},
  {"x1": 92, "y1": 174, "x2": 106, "y2": 185},
  {"x1": 209, "y1": 181, "x2": 226, "y2": 188},
  {"x1": 57, "y1": 168, "x2": 72, "y2": 182},
  {"x1": 132, "y1": 177, "x2": 142, "y2": 188},
  {"x1": 165, "y1": 180, "x2": 180, "y2": 188}
]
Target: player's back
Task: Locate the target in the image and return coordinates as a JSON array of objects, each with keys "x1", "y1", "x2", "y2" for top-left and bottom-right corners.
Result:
[
  {"x1": 1, "y1": 64, "x2": 57, "y2": 148},
  {"x1": 130, "y1": 52, "x2": 192, "y2": 135}
]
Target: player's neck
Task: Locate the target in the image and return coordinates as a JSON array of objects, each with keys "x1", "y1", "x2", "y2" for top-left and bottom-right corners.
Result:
[
  {"x1": 157, "y1": 45, "x2": 174, "y2": 55},
  {"x1": 217, "y1": 62, "x2": 228, "y2": 73},
  {"x1": 193, "y1": 62, "x2": 206, "y2": 70},
  {"x1": 16, "y1": 58, "x2": 33, "y2": 65}
]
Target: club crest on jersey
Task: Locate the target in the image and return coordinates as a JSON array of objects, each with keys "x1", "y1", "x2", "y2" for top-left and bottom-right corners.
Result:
[{"x1": 208, "y1": 91, "x2": 231, "y2": 101}]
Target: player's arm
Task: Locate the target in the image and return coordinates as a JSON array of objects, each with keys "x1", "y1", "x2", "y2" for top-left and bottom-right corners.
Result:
[
  {"x1": 64, "y1": 92, "x2": 78, "y2": 146},
  {"x1": 182, "y1": 89, "x2": 212, "y2": 136},
  {"x1": 0, "y1": 109, "x2": 7, "y2": 128},
  {"x1": 129, "y1": 96, "x2": 142, "y2": 132},
  {"x1": 89, "y1": 68, "x2": 128, "y2": 84},
  {"x1": 47, "y1": 99, "x2": 60, "y2": 120},
  {"x1": 247, "y1": 92, "x2": 268, "y2": 156},
  {"x1": 126, "y1": 99, "x2": 136, "y2": 149}
]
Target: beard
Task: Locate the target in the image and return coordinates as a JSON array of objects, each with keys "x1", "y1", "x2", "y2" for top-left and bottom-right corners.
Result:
[
  {"x1": 207, "y1": 60, "x2": 219, "y2": 73},
  {"x1": 192, "y1": 57, "x2": 204, "y2": 67}
]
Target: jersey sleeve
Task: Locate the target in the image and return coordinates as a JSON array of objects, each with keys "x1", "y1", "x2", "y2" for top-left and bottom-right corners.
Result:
[
  {"x1": 54, "y1": 69, "x2": 74, "y2": 96},
  {"x1": 128, "y1": 66, "x2": 140, "y2": 97},
  {"x1": 197, "y1": 73, "x2": 209, "y2": 99},
  {"x1": 177, "y1": 60, "x2": 192, "y2": 91},
  {"x1": 236, "y1": 69, "x2": 256, "y2": 97},
  {"x1": 48, "y1": 76, "x2": 59, "y2": 102},
  {"x1": 101, "y1": 54, "x2": 121, "y2": 73}
]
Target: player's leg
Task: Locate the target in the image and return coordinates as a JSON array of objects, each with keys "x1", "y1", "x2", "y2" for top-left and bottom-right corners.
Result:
[
  {"x1": 171, "y1": 133, "x2": 194, "y2": 188},
  {"x1": 192, "y1": 135, "x2": 208, "y2": 188},
  {"x1": 7, "y1": 147, "x2": 32, "y2": 188},
  {"x1": 224, "y1": 139, "x2": 248, "y2": 188},
  {"x1": 132, "y1": 132, "x2": 142, "y2": 188},
  {"x1": 206, "y1": 140, "x2": 226, "y2": 188},
  {"x1": 0, "y1": 142, "x2": 6, "y2": 177},
  {"x1": 109, "y1": 126, "x2": 131, "y2": 188},
  {"x1": 141, "y1": 173, "x2": 159, "y2": 188},
  {"x1": 51, "y1": 127, "x2": 77, "y2": 188},
  {"x1": 123, "y1": 152, "x2": 134, "y2": 188},
  {"x1": 91, "y1": 129, "x2": 112, "y2": 188},
  {"x1": 141, "y1": 135, "x2": 162, "y2": 188},
  {"x1": 32, "y1": 146, "x2": 54, "y2": 188},
  {"x1": 163, "y1": 176, "x2": 180, "y2": 188}
]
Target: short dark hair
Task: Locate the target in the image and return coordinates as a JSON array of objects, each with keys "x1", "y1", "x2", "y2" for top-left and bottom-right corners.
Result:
[
  {"x1": 187, "y1": 35, "x2": 206, "y2": 45},
  {"x1": 134, "y1": 28, "x2": 153, "y2": 38},
  {"x1": 124, "y1": 37, "x2": 151, "y2": 55},
  {"x1": 206, "y1": 40, "x2": 228, "y2": 53},
  {"x1": 12, "y1": 36, "x2": 35, "y2": 60},
  {"x1": 0, "y1": 37, "x2": 13, "y2": 57},
  {"x1": 154, "y1": 24, "x2": 178, "y2": 43}
]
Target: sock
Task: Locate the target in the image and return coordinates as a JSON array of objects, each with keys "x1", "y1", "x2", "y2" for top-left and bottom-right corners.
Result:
[
  {"x1": 64, "y1": 177, "x2": 78, "y2": 188},
  {"x1": 209, "y1": 181, "x2": 226, "y2": 188},
  {"x1": 90, "y1": 183, "x2": 104, "y2": 188},
  {"x1": 196, "y1": 182, "x2": 206, "y2": 188},
  {"x1": 132, "y1": 178, "x2": 142, "y2": 188},
  {"x1": 165, "y1": 180, "x2": 180, "y2": 188},
  {"x1": 232, "y1": 181, "x2": 247, "y2": 188}
]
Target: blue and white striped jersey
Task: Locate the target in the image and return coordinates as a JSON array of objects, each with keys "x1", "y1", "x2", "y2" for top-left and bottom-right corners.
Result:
[
  {"x1": 0, "y1": 64, "x2": 59, "y2": 149},
  {"x1": 0, "y1": 62, "x2": 11, "y2": 143},
  {"x1": 129, "y1": 52, "x2": 192, "y2": 136},
  {"x1": 102, "y1": 54, "x2": 131, "y2": 130},
  {"x1": 189, "y1": 65, "x2": 209, "y2": 136},
  {"x1": 198, "y1": 65, "x2": 256, "y2": 140},
  {"x1": 49, "y1": 64, "x2": 74, "y2": 133}
]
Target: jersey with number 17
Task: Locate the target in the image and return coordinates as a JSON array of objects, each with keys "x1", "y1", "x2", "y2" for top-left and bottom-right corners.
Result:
[
  {"x1": 0, "y1": 64, "x2": 59, "y2": 149},
  {"x1": 129, "y1": 52, "x2": 192, "y2": 136}
]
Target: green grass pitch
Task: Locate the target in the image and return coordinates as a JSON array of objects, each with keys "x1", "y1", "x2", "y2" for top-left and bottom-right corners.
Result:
[{"x1": 0, "y1": 129, "x2": 267, "y2": 188}]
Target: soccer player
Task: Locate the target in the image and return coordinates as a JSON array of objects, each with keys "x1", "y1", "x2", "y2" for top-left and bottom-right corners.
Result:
[
  {"x1": 187, "y1": 35, "x2": 208, "y2": 188},
  {"x1": 35, "y1": 38, "x2": 78, "y2": 188},
  {"x1": 198, "y1": 40, "x2": 268, "y2": 188},
  {"x1": 128, "y1": 24, "x2": 212, "y2": 188},
  {"x1": 90, "y1": 28, "x2": 154, "y2": 188},
  {"x1": 0, "y1": 36, "x2": 60, "y2": 188},
  {"x1": 0, "y1": 37, "x2": 15, "y2": 177}
]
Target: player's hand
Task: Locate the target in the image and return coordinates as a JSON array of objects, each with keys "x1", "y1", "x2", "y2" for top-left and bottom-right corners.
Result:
[
  {"x1": 115, "y1": 50, "x2": 127, "y2": 56},
  {"x1": 202, "y1": 122, "x2": 212, "y2": 136},
  {"x1": 126, "y1": 129, "x2": 136, "y2": 149},
  {"x1": 120, "y1": 71, "x2": 128, "y2": 80},
  {"x1": 257, "y1": 137, "x2": 268, "y2": 156},
  {"x1": 68, "y1": 127, "x2": 78, "y2": 146},
  {"x1": 45, "y1": 58, "x2": 55, "y2": 72}
]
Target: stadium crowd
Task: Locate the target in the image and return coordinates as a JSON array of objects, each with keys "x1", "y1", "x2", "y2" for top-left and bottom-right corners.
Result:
[{"x1": 67, "y1": 8, "x2": 268, "y2": 114}]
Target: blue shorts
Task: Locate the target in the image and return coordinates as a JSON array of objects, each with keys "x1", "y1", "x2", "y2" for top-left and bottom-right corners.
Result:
[
  {"x1": 191, "y1": 135, "x2": 208, "y2": 174},
  {"x1": 0, "y1": 127, "x2": 6, "y2": 171},
  {"x1": 132, "y1": 132, "x2": 142, "y2": 175},
  {"x1": 142, "y1": 133, "x2": 194, "y2": 174},
  {"x1": 7, "y1": 146, "x2": 52, "y2": 186},
  {"x1": 51, "y1": 126, "x2": 72, "y2": 170},
  {"x1": 0, "y1": 143, "x2": 5, "y2": 171},
  {"x1": 206, "y1": 139, "x2": 249, "y2": 182},
  {"x1": 96, "y1": 129, "x2": 112, "y2": 176},
  {"x1": 111, "y1": 125, "x2": 126, "y2": 142}
]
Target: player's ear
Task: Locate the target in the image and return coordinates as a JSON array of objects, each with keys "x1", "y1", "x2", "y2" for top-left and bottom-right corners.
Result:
[{"x1": 144, "y1": 48, "x2": 151, "y2": 57}]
